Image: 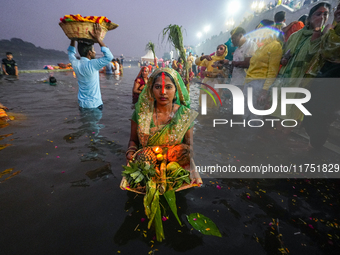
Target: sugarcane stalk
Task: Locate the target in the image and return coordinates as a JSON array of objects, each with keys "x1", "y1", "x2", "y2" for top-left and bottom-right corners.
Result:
[
  {"x1": 159, "y1": 147, "x2": 168, "y2": 195},
  {"x1": 162, "y1": 24, "x2": 190, "y2": 92}
]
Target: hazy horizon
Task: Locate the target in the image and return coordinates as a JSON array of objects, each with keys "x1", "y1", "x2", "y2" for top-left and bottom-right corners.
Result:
[{"x1": 1, "y1": 0, "x2": 271, "y2": 59}]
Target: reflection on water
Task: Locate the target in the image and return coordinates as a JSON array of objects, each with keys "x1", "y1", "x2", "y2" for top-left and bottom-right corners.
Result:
[
  {"x1": 85, "y1": 163, "x2": 113, "y2": 180},
  {"x1": 63, "y1": 107, "x2": 123, "y2": 162},
  {"x1": 63, "y1": 107, "x2": 105, "y2": 162},
  {"x1": 114, "y1": 190, "x2": 203, "y2": 252}
]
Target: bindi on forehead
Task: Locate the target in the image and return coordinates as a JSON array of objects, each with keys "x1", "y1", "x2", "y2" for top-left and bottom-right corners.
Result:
[{"x1": 162, "y1": 72, "x2": 165, "y2": 94}]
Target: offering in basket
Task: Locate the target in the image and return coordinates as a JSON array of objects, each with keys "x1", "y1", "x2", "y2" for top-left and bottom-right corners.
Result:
[
  {"x1": 59, "y1": 14, "x2": 118, "y2": 41},
  {"x1": 120, "y1": 145, "x2": 202, "y2": 195}
]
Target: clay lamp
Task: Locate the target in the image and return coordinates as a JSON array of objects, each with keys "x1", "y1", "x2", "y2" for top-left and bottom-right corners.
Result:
[{"x1": 152, "y1": 146, "x2": 163, "y2": 154}]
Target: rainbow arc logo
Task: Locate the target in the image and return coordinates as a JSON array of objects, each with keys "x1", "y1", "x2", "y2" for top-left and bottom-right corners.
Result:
[{"x1": 197, "y1": 82, "x2": 223, "y2": 107}]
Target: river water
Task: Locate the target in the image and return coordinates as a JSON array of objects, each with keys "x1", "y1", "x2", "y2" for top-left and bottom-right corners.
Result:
[{"x1": 0, "y1": 66, "x2": 339, "y2": 254}]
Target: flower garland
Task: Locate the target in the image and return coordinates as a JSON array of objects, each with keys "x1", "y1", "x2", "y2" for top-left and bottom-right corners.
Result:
[{"x1": 60, "y1": 14, "x2": 111, "y2": 24}]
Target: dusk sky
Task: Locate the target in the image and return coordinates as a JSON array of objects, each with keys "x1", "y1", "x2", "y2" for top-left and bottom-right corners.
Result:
[{"x1": 1, "y1": 0, "x2": 271, "y2": 59}]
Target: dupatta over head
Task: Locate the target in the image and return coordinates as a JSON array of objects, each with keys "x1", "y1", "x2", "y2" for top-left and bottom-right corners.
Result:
[{"x1": 134, "y1": 68, "x2": 197, "y2": 147}]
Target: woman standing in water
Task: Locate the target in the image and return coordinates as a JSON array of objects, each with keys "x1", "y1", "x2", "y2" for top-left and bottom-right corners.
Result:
[
  {"x1": 132, "y1": 66, "x2": 149, "y2": 104},
  {"x1": 117, "y1": 58, "x2": 123, "y2": 76},
  {"x1": 195, "y1": 44, "x2": 228, "y2": 108},
  {"x1": 126, "y1": 68, "x2": 200, "y2": 185}
]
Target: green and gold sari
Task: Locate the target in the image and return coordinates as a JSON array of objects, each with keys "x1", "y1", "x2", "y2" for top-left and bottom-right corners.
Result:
[
  {"x1": 271, "y1": 27, "x2": 322, "y2": 121},
  {"x1": 307, "y1": 23, "x2": 340, "y2": 76},
  {"x1": 132, "y1": 68, "x2": 198, "y2": 148}
]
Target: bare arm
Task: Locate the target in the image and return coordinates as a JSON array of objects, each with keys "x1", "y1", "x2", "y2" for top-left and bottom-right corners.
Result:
[
  {"x1": 126, "y1": 120, "x2": 139, "y2": 161},
  {"x1": 14, "y1": 66, "x2": 18, "y2": 76},
  {"x1": 183, "y1": 127, "x2": 202, "y2": 185},
  {"x1": 2, "y1": 64, "x2": 7, "y2": 75},
  {"x1": 70, "y1": 40, "x2": 75, "y2": 47},
  {"x1": 133, "y1": 79, "x2": 143, "y2": 94},
  {"x1": 183, "y1": 127, "x2": 193, "y2": 146}
]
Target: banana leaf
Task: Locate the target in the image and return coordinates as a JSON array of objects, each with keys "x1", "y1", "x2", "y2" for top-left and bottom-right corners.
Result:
[
  {"x1": 164, "y1": 189, "x2": 182, "y2": 226},
  {"x1": 187, "y1": 213, "x2": 222, "y2": 237},
  {"x1": 147, "y1": 189, "x2": 160, "y2": 229},
  {"x1": 154, "y1": 203, "x2": 165, "y2": 242},
  {"x1": 143, "y1": 180, "x2": 165, "y2": 241}
]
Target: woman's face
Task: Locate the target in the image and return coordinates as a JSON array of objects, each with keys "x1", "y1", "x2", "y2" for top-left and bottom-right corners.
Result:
[
  {"x1": 152, "y1": 75, "x2": 176, "y2": 106},
  {"x1": 309, "y1": 6, "x2": 329, "y2": 29},
  {"x1": 216, "y1": 45, "x2": 226, "y2": 56},
  {"x1": 142, "y1": 68, "x2": 149, "y2": 78}
]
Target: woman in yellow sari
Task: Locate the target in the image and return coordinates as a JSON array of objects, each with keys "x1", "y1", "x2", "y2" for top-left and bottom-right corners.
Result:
[{"x1": 195, "y1": 44, "x2": 228, "y2": 108}]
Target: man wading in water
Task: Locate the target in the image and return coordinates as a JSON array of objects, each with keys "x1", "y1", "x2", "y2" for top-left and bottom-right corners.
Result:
[{"x1": 68, "y1": 23, "x2": 113, "y2": 110}]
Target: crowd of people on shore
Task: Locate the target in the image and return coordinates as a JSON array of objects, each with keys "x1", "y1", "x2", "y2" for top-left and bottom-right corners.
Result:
[{"x1": 133, "y1": 1, "x2": 340, "y2": 149}]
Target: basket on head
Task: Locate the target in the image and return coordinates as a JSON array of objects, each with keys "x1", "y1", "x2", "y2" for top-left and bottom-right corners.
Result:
[{"x1": 59, "y1": 21, "x2": 118, "y2": 41}]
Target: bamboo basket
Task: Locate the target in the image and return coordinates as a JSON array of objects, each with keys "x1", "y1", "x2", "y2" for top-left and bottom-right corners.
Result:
[
  {"x1": 59, "y1": 21, "x2": 118, "y2": 41},
  {"x1": 120, "y1": 158, "x2": 203, "y2": 195}
]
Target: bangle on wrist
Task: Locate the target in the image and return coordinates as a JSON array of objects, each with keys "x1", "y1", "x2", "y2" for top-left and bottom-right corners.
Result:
[{"x1": 125, "y1": 149, "x2": 137, "y2": 157}]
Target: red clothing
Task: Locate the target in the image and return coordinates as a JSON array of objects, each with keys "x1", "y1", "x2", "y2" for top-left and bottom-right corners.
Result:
[
  {"x1": 189, "y1": 71, "x2": 194, "y2": 81},
  {"x1": 200, "y1": 66, "x2": 206, "y2": 80},
  {"x1": 284, "y1": 21, "x2": 304, "y2": 42},
  {"x1": 133, "y1": 77, "x2": 146, "y2": 104},
  {"x1": 148, "y1": 64, "x2": 152, "y2": 73}
]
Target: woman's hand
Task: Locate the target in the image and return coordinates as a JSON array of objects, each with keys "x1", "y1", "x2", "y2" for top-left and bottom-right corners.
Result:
[
  {"x1": 212, "y1": 59, "x2": 228, "y2": 68},
  {"x1": 201, "y1": 55, "x2": 212, "y2": 61},
  {"x1": 126, "y1": 151, "x2": 134, "y2": 162},
  {"x1": 311, "y1": 27, "x2": 323, "y2": 41}
]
